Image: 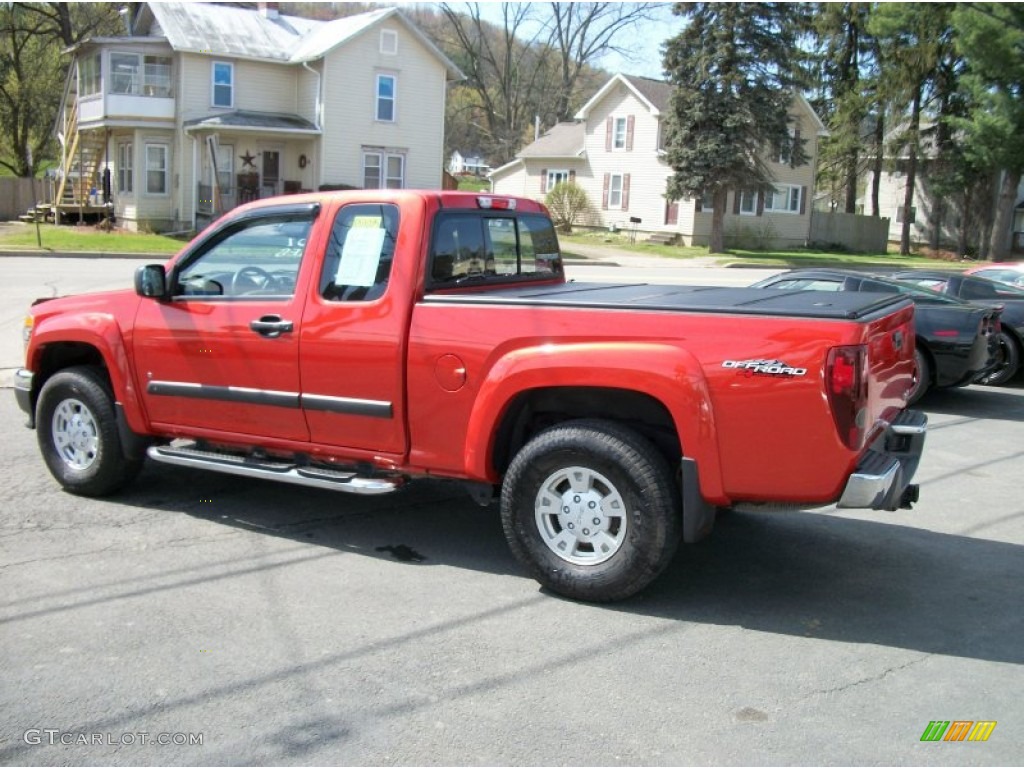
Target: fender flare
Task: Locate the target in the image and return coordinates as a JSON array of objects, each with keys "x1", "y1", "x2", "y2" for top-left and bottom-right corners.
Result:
[
  {"x1": 462, "y1": 342, "x2": 725, "y2": 501},
  {"x1": 29, "y1": 313, "x2": 149, "y2": 435}
]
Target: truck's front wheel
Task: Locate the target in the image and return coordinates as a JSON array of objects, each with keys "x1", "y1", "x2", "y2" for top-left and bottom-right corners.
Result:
[
  {"x1": 36, "y1": 366, "x2": 143, "y2": 496},
  {"x1": 501, "y1": 419, "x2": 681, "y2": 602}
]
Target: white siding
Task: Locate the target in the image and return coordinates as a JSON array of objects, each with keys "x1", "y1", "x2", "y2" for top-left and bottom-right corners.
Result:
[
  {"x1": 581, "y1": 82, "x2": 674, "y2": 232},
  {"x1": 320, "y1": 22, "x2": 446, "y2": 189},
  {"x1": 177, "y1": 54, "x2": 298, "y2": 121}
]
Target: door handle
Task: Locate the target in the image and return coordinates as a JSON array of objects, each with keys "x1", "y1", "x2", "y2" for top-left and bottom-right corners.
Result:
[{"x1": 250, "y1": 315, "x2": 294, "y2": 338}]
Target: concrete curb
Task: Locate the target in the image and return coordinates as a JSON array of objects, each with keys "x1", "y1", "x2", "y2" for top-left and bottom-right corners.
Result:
[{"x1": 0, "y1": 249, "x2": 168, "y2": 260}]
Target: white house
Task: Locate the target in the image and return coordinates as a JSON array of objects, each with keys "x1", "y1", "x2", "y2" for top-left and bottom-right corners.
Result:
[
  {"x1": 55, "y1": 1, "x2": 463, "y2": 231},
  {"x1": 448, "y1": 150, "x2": 490, "y2": 176},
  {"x1": 490, "y1": 73, "x2": 828, "y2": 248}
]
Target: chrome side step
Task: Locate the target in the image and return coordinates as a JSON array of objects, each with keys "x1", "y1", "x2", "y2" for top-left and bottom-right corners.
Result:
[{"x1": 147, "y1": 444, "x2": 403, "y2": 496}]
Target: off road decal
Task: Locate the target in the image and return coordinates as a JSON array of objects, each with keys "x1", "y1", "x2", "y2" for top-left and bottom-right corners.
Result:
[{"x1": 722, "y1": 359, "x2": 808, "y2": 377}]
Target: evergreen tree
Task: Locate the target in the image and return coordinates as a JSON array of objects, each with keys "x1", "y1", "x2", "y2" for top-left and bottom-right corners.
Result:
[
  {"x1": 810, "y1": 3, "x2": 875, "y2": 214},
  {"x1": 662, "y1": 3, "x2": 808, "y2": 253},
  {"x1": 952, "y1": 3, "x2": 1024, "y2": 260},
  {"x1": 869, "y1": 3, "x2": 957, "y2": 255}
]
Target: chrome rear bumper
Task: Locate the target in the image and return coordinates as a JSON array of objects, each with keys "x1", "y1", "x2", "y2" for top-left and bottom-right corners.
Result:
[{"x1": 838, "y1": 409, "x2": 927, "y2": 511}]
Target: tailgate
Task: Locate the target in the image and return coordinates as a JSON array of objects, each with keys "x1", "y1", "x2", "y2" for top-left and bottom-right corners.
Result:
[{"x1": 864, "y1": 300, "x2": 916, "y2": 431}]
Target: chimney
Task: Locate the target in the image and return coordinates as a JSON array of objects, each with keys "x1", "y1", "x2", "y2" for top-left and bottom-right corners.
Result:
[
  {"x1": 118, "y1": 6, "x2": 133, "y2": 36},
  {"x1": 258, "y1": 2, "x2": 279, "y2": 19}
]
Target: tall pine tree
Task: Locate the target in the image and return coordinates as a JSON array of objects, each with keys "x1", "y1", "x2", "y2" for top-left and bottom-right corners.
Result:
[{"x1": 662, "y1": 3, "x2": 808, "y2": 253}]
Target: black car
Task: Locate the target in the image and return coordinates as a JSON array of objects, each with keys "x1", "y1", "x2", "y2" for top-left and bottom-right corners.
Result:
[
  {"x1": 891, "y1": 271, "x2": 1024, "y2": 386},
  {"x1": 749, "y1": 269, "x2": 1001, "y2": 404}
]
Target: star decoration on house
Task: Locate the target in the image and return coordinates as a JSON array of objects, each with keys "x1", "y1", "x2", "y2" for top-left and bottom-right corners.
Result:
[{"x1": 240, "y1": 151, "x2": 256, "y2": 168}]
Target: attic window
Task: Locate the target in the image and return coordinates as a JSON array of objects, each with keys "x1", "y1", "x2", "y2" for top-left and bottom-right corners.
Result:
[{"x1": 380, "y1": 29, "x2": 398, "y2": 55}]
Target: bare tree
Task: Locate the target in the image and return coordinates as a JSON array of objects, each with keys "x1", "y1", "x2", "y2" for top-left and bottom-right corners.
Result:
[
  {"x1": 547, "y1": 2, "x2": 659, "y2": 121},
  {"x1": 439, "y1": 3, "x2": 554, "y2": 165}
]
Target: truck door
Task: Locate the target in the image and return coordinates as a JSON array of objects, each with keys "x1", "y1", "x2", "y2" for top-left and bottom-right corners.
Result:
[
  {"x1": 132, "y1": 204, "x2": 319, "y2": 442},
  {"x1": 298, "y1": 201, "x2": 409, "y2": 456}
]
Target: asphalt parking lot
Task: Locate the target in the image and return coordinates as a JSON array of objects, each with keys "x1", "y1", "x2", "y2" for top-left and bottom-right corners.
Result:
[{"x1": 1, "y1": 255, "x2": 1022, "y2": 765}]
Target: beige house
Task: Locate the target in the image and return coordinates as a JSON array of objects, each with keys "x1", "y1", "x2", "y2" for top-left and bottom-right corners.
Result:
[
  {"x1": 864, "y1": 161, "x2": 1024, "y2": 254},
  {"x1": 55, "y1": 2, "x2": 462, "y2": 232},
  {"x1": 490, "y1": 73, "x2": 828, "y2": 248}
]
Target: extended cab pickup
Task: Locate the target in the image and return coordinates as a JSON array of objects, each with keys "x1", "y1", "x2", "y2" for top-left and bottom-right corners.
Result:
[{"x1": 14, "y1": 190, "x2": 927, "y2": 602}]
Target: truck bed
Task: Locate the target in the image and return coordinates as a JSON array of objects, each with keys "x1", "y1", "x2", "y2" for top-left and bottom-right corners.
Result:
[{"x1": 424, "y1": 282, "x2": 910, "y2": 321}]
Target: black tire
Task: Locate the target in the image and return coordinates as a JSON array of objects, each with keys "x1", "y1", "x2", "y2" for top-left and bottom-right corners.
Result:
[
  {"x1": 500, "y1": 419, "x2": 681, "y2": 602},
  {"x1": 36, "y1": 366, "x2": 143, "y2": 496},
  {"x1": 907, "y1": 347, "x2": 931, "y2": 405},
  {"x1": 977, "y1": 331, "x2": 1021, "y2": 387}
]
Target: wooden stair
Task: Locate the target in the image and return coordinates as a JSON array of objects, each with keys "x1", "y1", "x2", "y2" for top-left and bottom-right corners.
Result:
[
  {"x1": 55, "y1": 98, "x2": 108, "y2": 220},
  {"x1": 646, "y1": 232, "x2": 679, "y2": 246}
]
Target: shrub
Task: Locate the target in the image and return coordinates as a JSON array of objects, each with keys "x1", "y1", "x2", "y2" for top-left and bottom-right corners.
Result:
[{"x1": 545, "y1": 181, "x2": 593, "y2": 233}]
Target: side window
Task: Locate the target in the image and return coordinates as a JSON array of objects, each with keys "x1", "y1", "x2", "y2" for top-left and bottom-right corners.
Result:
[
  {"x1": 430, "y1": 213, "x2": 562, "y2": 286},
  {"x1": 431, "y1": 215, "x2": 487, "y2": 282},
  {"x1": 176, "y1": 213, "x2": 313, "y2": 299},
  {"x1": 319, "y1": 203, "x2": 399, "y2": 302}
]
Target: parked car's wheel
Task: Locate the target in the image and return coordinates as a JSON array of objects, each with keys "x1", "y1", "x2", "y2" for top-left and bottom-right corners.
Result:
[
  {"x1": 976, "y1": 331, "x2": 1021, "y2": 386},
  {"x1": 908, "y1": 347, "x2": 931, "y2": 405},
  {"x1": 36, "y1": 366, "x2": 143, "y2": 496},
  {"x1": 501, "y1": 419, "x2": 681, "y2": 602}
]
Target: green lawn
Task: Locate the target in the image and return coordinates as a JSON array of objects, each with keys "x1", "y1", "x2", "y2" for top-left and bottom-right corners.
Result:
[
  {"x1": 456, "y1": 176, "x2": 490, "y2": 192},
  {"x1": 559, "y1": 232, "x2": 963, "y2": 268},
  {"x1": 0, "y1": 223, "x2": 185, "y2": 254}
]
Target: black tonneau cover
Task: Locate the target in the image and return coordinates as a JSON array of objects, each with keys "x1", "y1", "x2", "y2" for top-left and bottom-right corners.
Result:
[{"x1": 424, "y1": 282, "x2": 912, "y2": 321}]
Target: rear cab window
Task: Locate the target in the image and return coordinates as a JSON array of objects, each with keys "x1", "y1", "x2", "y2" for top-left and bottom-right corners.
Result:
[{"x1": 428, "y1": 211, "x2": 562, "y2": 289}]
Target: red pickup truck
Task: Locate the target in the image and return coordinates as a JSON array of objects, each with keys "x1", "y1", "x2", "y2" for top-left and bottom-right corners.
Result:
[{"x1": 14, "y1": 190, "x2": 926, "y2": 602}]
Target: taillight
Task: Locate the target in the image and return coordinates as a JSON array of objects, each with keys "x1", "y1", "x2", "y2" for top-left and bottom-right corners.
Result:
[
  {"x1": 827, "y1": 345, "x2": 868, "y2": 450},
  {"x1": 477, "y1": 196, "x2": 517, "y2": 210}
]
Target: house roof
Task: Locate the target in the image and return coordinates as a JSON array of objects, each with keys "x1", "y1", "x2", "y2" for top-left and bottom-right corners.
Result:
[
  {"x1": 183, "y1": 110, "x2": 319, "y2": 134},
  {"x1": 139, "y1": 3, "x2": 462, "y2": 78},
  {"x1": 574, "y1": 73, "x2": 829, "y2": 137},
  {"x1": 518, "y1": 122, "x2": 586, "y2": 159},
  {"x1": 575, "y1": 73, "x2": 671, "y2": 119}
]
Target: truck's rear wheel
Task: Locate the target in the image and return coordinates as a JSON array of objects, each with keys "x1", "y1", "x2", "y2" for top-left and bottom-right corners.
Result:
[
  {"x1": 501, "y1": 419, "x2": 681, "y2": 602},
  {"x1": 36, "y1": 366, "x2": 143, "y2": 496}
]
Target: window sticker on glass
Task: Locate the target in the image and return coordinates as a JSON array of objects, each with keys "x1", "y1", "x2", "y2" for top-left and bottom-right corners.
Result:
[
  {"x1": 336, "y1": 227, "x2": 386, "y2": 287},
  {"x1": 351, "y1": 215, "x2": 383, "y2": 229}
]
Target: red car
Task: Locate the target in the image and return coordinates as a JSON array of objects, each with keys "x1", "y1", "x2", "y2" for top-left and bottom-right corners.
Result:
[{"x1": 964, "y1": 262, "x2": 1024, "y2": 288}]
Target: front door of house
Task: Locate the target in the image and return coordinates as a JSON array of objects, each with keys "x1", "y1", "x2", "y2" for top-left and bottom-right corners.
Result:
[{"x1": 261, "y1": 149, "x2": 280, "y2": 198}]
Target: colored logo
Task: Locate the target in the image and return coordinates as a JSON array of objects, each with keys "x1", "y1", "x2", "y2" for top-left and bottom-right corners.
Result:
[{"x1": 920, "y1": 721, "x2": 997, "y2": 742}]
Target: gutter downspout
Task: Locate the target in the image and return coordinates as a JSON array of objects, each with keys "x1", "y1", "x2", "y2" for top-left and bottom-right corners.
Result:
[
  {"x1": 184, "y1": 125, "x2": 198, "y2": 232},
  {"x1": 299, "y1": 60, "x2": 319, "y2": 191}
]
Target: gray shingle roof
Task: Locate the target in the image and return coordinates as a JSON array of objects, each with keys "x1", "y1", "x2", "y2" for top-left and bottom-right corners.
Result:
[
  {"x1": 622, "y1": 75, "x2": 673, "y2": 112},
  {"x1": 183, "y1": 110, "x2": 318, "y2": 133},
  {"x1": 518, "y1": 122, "x2": 585, "y2": 158}
]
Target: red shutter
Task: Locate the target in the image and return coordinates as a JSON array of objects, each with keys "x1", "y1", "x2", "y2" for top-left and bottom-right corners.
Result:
[
  {"x1": 605, "y1": 117, "x2": 613, "y2": 151},
  {"x1": 733, "y1": 191, "x2": 741, "y2": 215},
  {"x1": 540, "y1": 168, "x2": 547, "y2": 193},
  {"x1": 800, "y1": 185, "x2": 807, "y2": 215},
  {"x1": 602, "y1": 173, "x2": 610, "y2": 209},
  {"x1": 756, "y1": 190, "x2": 764, "y2": 217},
  {"x1": 666, "y1": 200, "x2": 679, "y2": 225},
  {"x1": 621, "y1": 174, "x2": 630, "y2": 211},
  {"x1": 626, "y1": 115, "x2": 635, "y2": 151}
]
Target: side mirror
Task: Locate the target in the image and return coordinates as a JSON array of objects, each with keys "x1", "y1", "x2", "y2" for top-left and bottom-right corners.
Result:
[{"x1": 134, "y1": 264, "x2": 167, "y2": 298}]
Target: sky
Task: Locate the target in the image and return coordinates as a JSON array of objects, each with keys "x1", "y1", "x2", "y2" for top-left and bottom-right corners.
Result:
[{"x1": 459, "y1": 1, "x2": 684, "y2": 81}]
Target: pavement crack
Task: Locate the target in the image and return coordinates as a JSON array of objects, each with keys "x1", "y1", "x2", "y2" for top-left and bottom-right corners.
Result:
[{"x1": 811, "y1": 653, "x2": 932, "y2": 697}]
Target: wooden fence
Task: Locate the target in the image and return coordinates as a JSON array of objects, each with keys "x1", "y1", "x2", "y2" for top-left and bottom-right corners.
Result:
[
  {"x1": 809, "y1": 210, "x2": 890, "y2": 253},
  {"x1": 0, "y1": 177, "x2": 50, "y2": 221}
]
